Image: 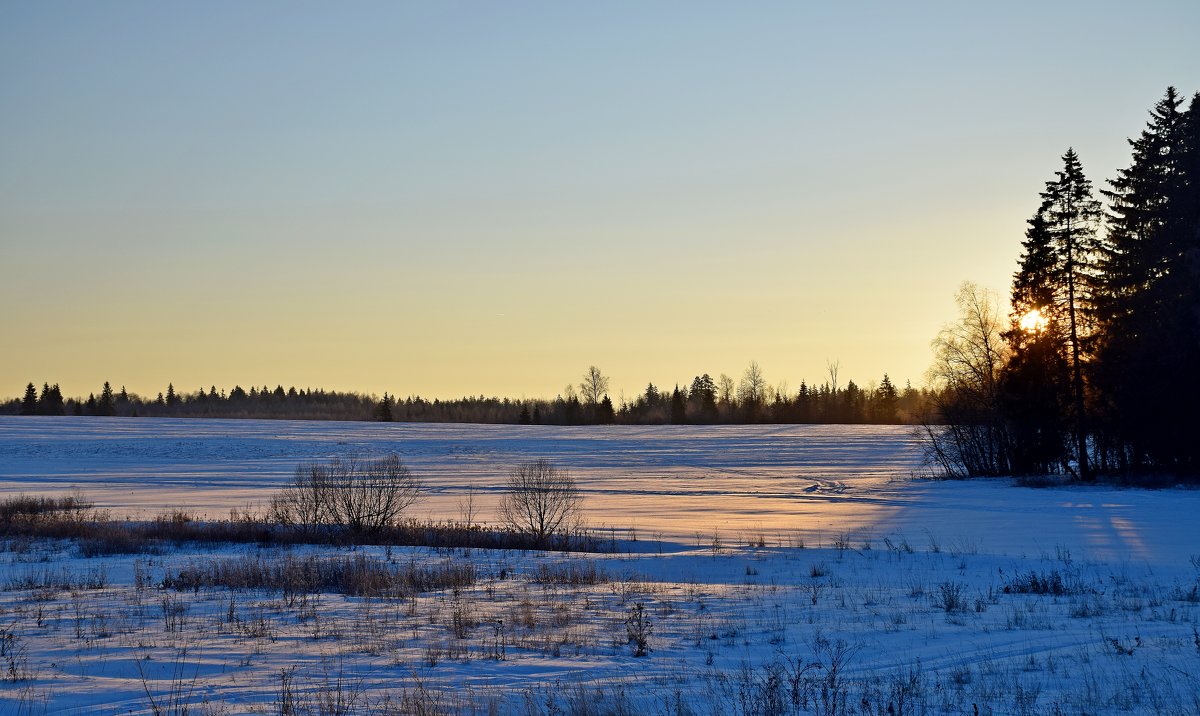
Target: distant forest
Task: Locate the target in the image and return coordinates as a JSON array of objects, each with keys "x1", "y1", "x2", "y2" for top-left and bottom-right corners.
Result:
[
  {"x1": 929, "y1": 87, "x2": 1200, "y2": 480},
  {"x1": 2, "y1": 364, "x2": 932, "y2": 426}
]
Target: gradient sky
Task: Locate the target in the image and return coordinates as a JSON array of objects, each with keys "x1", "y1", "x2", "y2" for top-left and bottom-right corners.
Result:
[{"x1": 2, "y1": 1, "x2": 1198, "y2": 402}]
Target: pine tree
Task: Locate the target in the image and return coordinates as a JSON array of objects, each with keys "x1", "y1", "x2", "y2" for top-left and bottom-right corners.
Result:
[
  {"x1": 669, "y1": 386, "x2": 686, "y2": 424},
  {"x1": 37, "y1": 383, "x2": 65, "y2": 415},
  {"x1": 20, "y1": 383, "x2": 37, "y2": 415},
  {"x1": 97, "y1": 382, "x2": 116, "y2": 416},
  {"x1": 1094, "y1": 87, "x2": 1199, "y2": 473},
  {"x1": 1003, "y1": 149, "x2": 1101, "y2": 478},
  {"x1": 875, "y1": 374, "x2": 899, "y2": 424},
  {"x1": 688, "y1": 374, "x2": 717, "y2": 421},
  {"x1": 597, "y1": 395, "x2": 616, "y2": 424},
  {"x1": 375, "y1": 393, "x2": 394, "y2": 422}
]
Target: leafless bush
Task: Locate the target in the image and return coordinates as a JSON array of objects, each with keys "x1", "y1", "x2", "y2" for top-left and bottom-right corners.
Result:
[
  {"x1": 270, "y1": 454, "x2": 422, "y2": 535},
  {"x1": 625, "y1": 602, "x2": 652, "y2": 657},
  {"x1": 498, "y1": 459, "x2": 583, "y2": 546},
  {"x1": 934, "y1": 581, "x2": 968, "y2": 614}
]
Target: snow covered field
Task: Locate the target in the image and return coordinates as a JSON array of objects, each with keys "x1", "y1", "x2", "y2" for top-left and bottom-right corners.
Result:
[{"x1": 1, "y1": 417, "x2": 1198, "y2": 714}]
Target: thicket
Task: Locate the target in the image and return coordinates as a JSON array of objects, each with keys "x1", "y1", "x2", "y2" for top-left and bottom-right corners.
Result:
[
  {"x1": 928, "y1": 87, "x2": 1200, "y2": 482},
  {"x1": 0, "y1": 492, "x2": 605, "y2": 556}
]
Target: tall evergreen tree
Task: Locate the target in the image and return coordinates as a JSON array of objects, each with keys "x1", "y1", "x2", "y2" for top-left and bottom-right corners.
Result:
[
  {"x1": 669, "y1": 385, "x2": 687, "y2": 424},
  {"x1": 1004, "y1": 149, "x2": 1101, "y2": 478},
  {"x1": 97, "y1": 382, "x2": 116, "y2": 416},
  {"x1": 20, "y1": 383, "x2": 37, "y2": 415},
  {"x1": 1094, "y1": 87, "x2": 1200, "y2": 473},
  {"x1": 875, "y1": 374, "x2": 899, "y2": 424},
  {"x1": 688, "y1": 374, "x2": 717, "y2": 421},
  {"x1": 36, "y1": 383, "x2": 65, "y2": 415},
  {"x1": 375, "y1": 392, "x2": 394, "y2": 422},
  {"x1": 597, "y1": 395, "x2": 616, "y2": 424}
]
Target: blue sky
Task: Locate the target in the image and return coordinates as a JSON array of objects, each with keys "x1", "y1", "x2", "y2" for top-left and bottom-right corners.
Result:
[{"x1": 2, "y1": 1, "x2": 1197, "y2": 399}]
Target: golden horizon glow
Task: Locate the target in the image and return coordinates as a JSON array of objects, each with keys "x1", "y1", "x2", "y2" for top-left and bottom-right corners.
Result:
[{"x1": 2, "y1": 4, "x2": 1195, "y2": 401}]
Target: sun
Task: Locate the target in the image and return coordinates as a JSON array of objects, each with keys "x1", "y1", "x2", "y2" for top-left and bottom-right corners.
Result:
[{"x1": 1019, "y1": 308, "x2": 1050, "y2": 333}]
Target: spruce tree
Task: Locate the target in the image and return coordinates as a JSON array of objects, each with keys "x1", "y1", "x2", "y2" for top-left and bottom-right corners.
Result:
[
  {"x1": 597, "y1": 395, "x2": 616, "y2": 424},
  {"x1": 1094, "y1": 87, "x2": 1199, "y2": 473},
  {"x1": 375, "y1": 393, "x2": 394, "y2": 422},
  {"x1": 20, "y1": 383, "x2": 37, "y2": 415},
  {"x1": 670, "y1": 386, "x2": 686, "y2": 424},
  {"x1": 37, "y1": 384, "x2": 65, "y2": 415},
  {"x1": 97, "y1": 382, "x2": 116, "y2": 416},
  {"x1": 875, "y1": 374, "x2": 899, "y2": 424},
  {"x1": 1005, "y1": 149, "x2": 1101, "y2": 478}
]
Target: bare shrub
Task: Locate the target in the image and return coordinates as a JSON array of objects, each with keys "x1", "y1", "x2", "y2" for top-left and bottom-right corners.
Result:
[
  {"x1": 625, "y1": 602, "x2": 652, "y2": 657},
  {"x1": 270, "y1": 454, "x2": 422, "y2": 534},
  {"x1": 934, "y1": 581, "x2": 968, "y2": 614},
  {"x1": 498, "y1": 459, "x2": 583, "y2": 546}
]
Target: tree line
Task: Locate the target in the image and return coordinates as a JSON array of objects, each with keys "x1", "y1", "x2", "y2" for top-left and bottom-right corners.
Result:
[
  {"x1": 928, "y1": 87, "x2": 1200, "y2": 481},
  {"x1": 3, "y1": 363, "x2": 931, "y2": 425}
]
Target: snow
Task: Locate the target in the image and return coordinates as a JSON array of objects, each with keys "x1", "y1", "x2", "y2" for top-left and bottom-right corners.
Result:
[{"x1": 0, "y1": 416, "x2": 1198, "y2": 714}]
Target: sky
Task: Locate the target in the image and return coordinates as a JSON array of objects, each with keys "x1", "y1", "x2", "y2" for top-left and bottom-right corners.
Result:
[{"x1": 2, "y1": 1, "x2": 1198, "y2": 402}]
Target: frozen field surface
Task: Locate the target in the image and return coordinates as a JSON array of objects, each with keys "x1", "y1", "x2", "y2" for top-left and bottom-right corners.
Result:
[
  {"x1": 1, "y1": 417, "x2": 1199, "y2": 714},
  {"x1": 0, "y1": 416, "x2": 1196, "y2": 564}
]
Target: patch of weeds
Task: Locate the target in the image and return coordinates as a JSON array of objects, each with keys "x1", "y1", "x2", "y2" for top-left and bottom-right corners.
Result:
[
  {"x1": 625, "y1": 602, "x2": 652, "y2": 657},
  {"x1": 934, "y1": 581, "x2": 968, "y2": 614},
  {"x1": 1170, "y1": 580, "x2": 1200, "y2": 603},
  {"x1": 1003, "y1": 570, "x2": 1088, "y2": 596},
  {"x1": 532, "y1": 560, "x2": 607, "y2": 586},
  {"x1": 1105, "y1": 635, "x2": 1138, "y2": 656},
  {"x1": 1069, "y1": 596, "x2": 1105, "y2": 618}
]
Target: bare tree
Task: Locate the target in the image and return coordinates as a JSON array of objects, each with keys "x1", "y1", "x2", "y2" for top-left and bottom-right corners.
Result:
[
  {"x1": 737, "y1": 360, "x2": 766, "y2": 408},
  {"x1": 717, "y1": 374, "x2": 736, "y2": 406},
  {"x1": 826, "y1": 359, "x2": 840, "y2": 394},
  {"x1": 925, "y1": 282, "x2": 1012, "y2": 477},
  {"x1": 269, "y1": 461, "x2": 333, "y2": 528},
  {"x1": 456, "y1": 486, "x2": 479, "y2": 526},
  {"x1": 270, "y1": 454, "x2": 422, "y2": 534},
  {"x1": 498, "y1": 459, "x2": 583, "y2": 545},
  {"x1": 578, "y1": 366, "x2": 609, "y2": 405}
]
